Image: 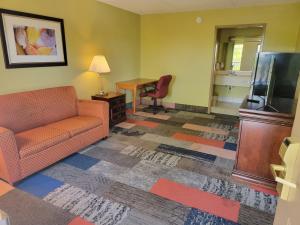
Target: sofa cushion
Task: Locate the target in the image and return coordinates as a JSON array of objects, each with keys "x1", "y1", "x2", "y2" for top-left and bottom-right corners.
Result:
[
  {"x1": 0, "y1": 86, "x2": 78, "y2": 133},
  {"x1": 46, "y1": 116, "x2": 102, "y2": 137},
  {"x1": 16, "y1": 127, "x2": 70, "y2": 159}
]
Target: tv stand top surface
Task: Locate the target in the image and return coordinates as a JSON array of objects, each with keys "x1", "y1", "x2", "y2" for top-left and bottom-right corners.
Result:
[{"x1": 240, "y1": 95, "x2": 296, "y2": 119}]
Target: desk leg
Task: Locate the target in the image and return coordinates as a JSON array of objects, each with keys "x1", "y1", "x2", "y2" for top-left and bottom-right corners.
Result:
[{"x1": 132, "y1": 87, "x2": 137, "y2": 113}]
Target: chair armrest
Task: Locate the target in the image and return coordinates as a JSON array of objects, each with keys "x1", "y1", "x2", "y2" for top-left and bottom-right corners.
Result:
[
  {"x1": 0, "y1": 127, "x2": 21, "y2": 184},
  {"x1": 77, "y1": 100, "x2": 109, "y2": 135}
]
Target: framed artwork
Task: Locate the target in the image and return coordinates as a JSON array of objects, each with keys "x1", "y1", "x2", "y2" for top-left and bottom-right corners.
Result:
[{"x1": 0, "y1": 8, "x2": 67, "y2": 68}]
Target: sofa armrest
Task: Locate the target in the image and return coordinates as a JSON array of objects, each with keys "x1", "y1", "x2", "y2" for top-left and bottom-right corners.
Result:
[
  {"x1": 77, "y1": 100, "x2": 109, "y2": 135},
  {"x1": 0, "y1": 127, "x2": 21, "y2": 184}
]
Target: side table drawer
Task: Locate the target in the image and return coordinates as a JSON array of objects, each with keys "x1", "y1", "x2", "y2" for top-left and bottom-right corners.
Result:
[
  {"x1": 111, "y1": 110, "x2": 126, "y2": 122},
  {"x1": 110, "y1": 96, "x2": 126, "y2": 126},
  {"x1": 110, "y1": 97, "x2": 125, "y2": 106},
  {"x1": 91, "y1": 92, "x2": 126, "y2": 127}
]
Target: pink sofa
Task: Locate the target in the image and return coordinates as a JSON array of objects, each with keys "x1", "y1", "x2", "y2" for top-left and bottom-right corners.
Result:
[{"x1": 0, "y1": 86, "x2": 109, "y2": 184}]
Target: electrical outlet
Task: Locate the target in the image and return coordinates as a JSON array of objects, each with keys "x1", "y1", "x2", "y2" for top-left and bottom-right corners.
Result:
[{"x1": 287, "y1": 218, "x2": 292, "y2": 225}]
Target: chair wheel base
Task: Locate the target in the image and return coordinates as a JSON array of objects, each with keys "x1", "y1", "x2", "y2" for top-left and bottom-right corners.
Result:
[{"x1": 143, "y1": 105, "x2": 168, "y2": 115}]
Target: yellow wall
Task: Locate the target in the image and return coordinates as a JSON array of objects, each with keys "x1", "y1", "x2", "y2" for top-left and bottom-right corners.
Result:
[
  {"x1": 0, "y1": 0, "x2": 140, "y2": 100},
  {"x1": 141, "y1": 3, "x2": 300, "y2": 107},
  {"x1": 1, "y1": 1, "x2": 300, "y2": 106}
]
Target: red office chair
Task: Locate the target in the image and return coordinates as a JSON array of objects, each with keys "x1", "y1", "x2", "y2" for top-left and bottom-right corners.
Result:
[{"x1": 140, "y1": 75, "x2": 172, "y2": 114}]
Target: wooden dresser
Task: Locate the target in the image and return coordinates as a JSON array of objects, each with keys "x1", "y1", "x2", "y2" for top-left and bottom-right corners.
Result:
[
  {"x1": 92, "y1": 92, "x2": 126, "y2": 127},
  {"x1": 233, "y1": 96, "x2": 296, "y2": 187}
]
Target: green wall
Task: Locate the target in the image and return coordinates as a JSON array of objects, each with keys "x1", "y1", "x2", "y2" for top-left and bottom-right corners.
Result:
[
  {"x1": 0, "y1": 0, "x2": 140, "y2": 100},
  {"x1": 141, "y1": 3, "x2": 300, "y2": 107}
]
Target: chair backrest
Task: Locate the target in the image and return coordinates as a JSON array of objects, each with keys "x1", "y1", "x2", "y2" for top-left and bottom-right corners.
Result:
[{"x1": 156, "y1": 75, "x2": 172, "y2": 98}]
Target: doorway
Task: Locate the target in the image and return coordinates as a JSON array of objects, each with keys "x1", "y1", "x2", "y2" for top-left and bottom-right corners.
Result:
[{"x1": 209, "y1": 25, "x2": 266, "y2": 115}]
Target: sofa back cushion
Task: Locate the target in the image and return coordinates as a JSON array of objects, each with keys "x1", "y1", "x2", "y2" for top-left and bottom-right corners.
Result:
[{"x1": 0, "y1": 86, "x2": 78, "y2": 133}]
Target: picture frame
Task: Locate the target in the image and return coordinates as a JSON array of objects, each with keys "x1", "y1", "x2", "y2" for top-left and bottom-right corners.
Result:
[{"x1": 0, "y1": 8, "x2": 67, "y2": 68}]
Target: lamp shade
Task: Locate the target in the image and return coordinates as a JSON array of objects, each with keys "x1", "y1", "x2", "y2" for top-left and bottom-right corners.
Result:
[{"x1": 89, "y1": 55, "x2": 111, "y2": 74}]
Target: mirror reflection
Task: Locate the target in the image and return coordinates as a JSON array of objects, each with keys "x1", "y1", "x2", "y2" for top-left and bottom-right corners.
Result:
[{"x1": 216, "y1": 27, "x2": 264, "y2": 71}]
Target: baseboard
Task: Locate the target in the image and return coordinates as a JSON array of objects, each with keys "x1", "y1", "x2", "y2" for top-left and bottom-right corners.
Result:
[
  {"x1": 140, "y1": 98, "x2": 176, "y2": 109},
  {"x1": 175, "y1": 103, "x2": 208, "y2": 113},
  {"x1": 132, "y1": 98, "x2": 208, "y2": 114}
]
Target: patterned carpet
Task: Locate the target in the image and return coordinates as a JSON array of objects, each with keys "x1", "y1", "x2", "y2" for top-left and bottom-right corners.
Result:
[{"x1": 0, "y1": 108, "x2": 278, "y2": 225}]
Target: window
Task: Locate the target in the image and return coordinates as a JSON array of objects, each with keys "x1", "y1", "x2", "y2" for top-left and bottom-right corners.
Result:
[{"x1": 232, "y1": 43, "x2": 244, "y2": 71}]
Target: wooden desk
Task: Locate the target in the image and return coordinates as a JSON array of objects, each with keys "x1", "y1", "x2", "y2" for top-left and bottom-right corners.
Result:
[
  {"x1": 233, "y1": 96, "x2": 296, "y2": 187},
  {"x1": 116, "y1": 78, "x2": 157, "y2": 113}
]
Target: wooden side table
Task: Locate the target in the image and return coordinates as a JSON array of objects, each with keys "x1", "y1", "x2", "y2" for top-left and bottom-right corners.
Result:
[{"x1": 92, "y1": 92, "x2": 126, "y2": 127}]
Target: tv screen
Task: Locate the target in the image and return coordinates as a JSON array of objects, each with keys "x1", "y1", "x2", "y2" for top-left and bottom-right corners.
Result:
[{"x1": 252, "y1": 52, "x2": 300, "y2": 99}]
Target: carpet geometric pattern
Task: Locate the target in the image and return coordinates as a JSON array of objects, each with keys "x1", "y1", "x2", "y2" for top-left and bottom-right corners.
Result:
[{"x1": 0, "y1": 109, "x2": 277, "y2": 225}]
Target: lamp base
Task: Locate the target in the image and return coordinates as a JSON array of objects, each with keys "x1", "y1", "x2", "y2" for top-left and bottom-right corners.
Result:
[{"x1": 97, "y1": 90, "x2": 108, "y2": 97}]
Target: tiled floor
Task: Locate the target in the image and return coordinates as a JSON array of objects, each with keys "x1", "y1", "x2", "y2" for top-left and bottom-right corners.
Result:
[{"x1": 0, "y1": 109, "x2": 277, "y2": 225}]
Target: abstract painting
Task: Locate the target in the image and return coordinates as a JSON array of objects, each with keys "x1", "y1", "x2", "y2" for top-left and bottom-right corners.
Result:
[{"x1": 0, "y1": 8, "x2": 67, "y2": 68}]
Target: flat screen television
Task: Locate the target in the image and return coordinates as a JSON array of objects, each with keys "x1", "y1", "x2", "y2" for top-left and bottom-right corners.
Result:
[{"x1": 251, "y1": 52, "x2": 300, "y2": 100}]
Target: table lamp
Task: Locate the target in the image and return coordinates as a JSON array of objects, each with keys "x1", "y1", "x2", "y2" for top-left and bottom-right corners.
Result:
[{"x1": 89, "y1": 55, "x2": 111, "y2": 96}]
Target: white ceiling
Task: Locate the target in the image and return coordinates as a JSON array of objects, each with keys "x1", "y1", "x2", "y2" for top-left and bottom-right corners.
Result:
[{"x1": 96, "y1": 0, "x2": 300, "y2": 15}]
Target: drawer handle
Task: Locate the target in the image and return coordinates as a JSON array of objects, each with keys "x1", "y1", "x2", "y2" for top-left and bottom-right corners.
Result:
[{"x1": 270, "y1": 164, "x2": 297, "y2": 188}]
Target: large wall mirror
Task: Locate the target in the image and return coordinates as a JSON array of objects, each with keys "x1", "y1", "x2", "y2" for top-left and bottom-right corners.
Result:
[
  {"x1": 216, "y1": 26, "x2": 265, "y2": 72},
  {"x1": 210, "y1": 24, "x2": 266, "y2": 116}
]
